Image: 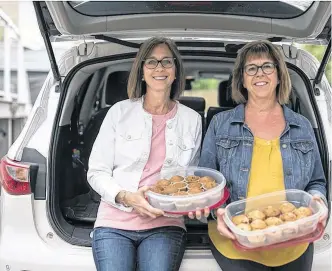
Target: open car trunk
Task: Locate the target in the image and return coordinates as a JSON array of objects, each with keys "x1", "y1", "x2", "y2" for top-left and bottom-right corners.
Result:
[
  {"x1": 47, "y1": 41, "x2": 330, "y2": 247},
  {"x1": 32, "y1": 0, "x2": 331, "y2": 248}
]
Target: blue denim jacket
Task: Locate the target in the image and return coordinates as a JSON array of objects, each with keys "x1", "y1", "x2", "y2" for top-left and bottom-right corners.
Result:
[{"x1": 199, "y1": 104, "x2": 327, "y2": 204}]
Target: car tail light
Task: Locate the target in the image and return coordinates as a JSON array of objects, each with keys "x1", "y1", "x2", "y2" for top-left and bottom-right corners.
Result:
[{"x1": 0, "y1": 156, "x2": 31, "y2": 195}]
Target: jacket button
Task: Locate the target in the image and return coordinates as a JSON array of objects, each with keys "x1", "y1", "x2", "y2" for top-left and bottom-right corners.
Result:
[
  {"x1": 167, "y1": 159, "x2": 172, "y2": 164},
  {"x1": 282, "y1": 144, "x2": 287, "y2": 149},
  {"x1": 167, "y1": 124, "x2": 172, "y2": 129},
  {"x1": 127, "y1": 135, "x2": 131, "y2": 140},
  {"x1": 182, "y1": 145, "x2": 187, "y2": 150}
]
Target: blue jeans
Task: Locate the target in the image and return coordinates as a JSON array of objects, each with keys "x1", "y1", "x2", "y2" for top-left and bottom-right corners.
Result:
[{"x1": 92, "y1": 226, "x2": 186, "y2": 271}]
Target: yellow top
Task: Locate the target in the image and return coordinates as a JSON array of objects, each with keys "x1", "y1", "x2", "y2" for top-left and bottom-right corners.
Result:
[{"x1": 209, "y1": 137, "x2": 308, "y2": 267}]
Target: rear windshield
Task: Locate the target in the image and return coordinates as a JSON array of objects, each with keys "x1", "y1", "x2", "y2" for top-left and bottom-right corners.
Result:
[{"x1": 69, "y1": 1, "x2": 313, "y2": 19}]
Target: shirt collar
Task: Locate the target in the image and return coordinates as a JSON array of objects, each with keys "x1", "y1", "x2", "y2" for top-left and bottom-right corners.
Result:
[{"x1": 230, "y1": 103, "x2": 302, "y2": 127}]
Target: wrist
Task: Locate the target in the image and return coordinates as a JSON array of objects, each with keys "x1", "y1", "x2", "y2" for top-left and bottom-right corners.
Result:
[{"x1": 116, "y1": 190, "x2": 131, "y2": 207}]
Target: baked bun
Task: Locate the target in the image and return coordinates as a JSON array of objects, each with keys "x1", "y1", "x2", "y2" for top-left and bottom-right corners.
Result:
[
  {"x1": 279, "y1": 202, "x2": 296, "y2": 214},
  {"x1": 263, "y1": 206, "x2": 281, "y2": 217},
  {"x1": 187, "y1": 182, "x2": 202, "y2": 189},
  {"x1": 293, "y1": 207, "x2": 312, "y2": 218},
  {"x1": 236, "y1": 223, "x2": 252, "y2": 231},
  {"x1": 203, "y1": 182, "x2": 217, "y2": 190},
  {"x1": 170, "y1": 175, "x2": 184, "y2": 183},
  {"x1": 250, "y1": 219, "x2": 267, "y2": 230},
  {"x1": 171, "y1": 182, "x2": 187, "y2": 191},
  {"x1": 232, "y1": 214, "x2": 250, "y2": 225},
  {"x1": 186, "y1": 175, "x2": 200, "y2": 183},
  {"x1": 187, "y1": 187, "x2": 202, "y2": 194},
  {"x1": 199, "y1": 176, "x2": 215, "y2": 183},
  {"x1": 280, "y1": 212, "x2": 297, "y2": 222},
  {"x1": 265, "y1": 217, "x2": 283, "y2": 226},
  {"x1": 247, "y1": 210, "x2": 266, "y2": 221},
  {"x1": 162, "y1": 186, "x2": 178, "y2": 195},
  {"x1": 150, "y1": 186, "x2": 163, "y2": 194},
  {"x1": 156, "y1": 179, "x2": 171, "y2": 187}
]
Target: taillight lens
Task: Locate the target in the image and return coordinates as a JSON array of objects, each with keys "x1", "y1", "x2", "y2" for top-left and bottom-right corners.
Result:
[{"x1": 0, "y1": 156, "x2": 31, "y2": 195}]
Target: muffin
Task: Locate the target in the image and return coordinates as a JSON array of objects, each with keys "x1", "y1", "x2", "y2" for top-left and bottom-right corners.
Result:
[
  {"x1": 186, "y1": 175, "x2": 201, "y2": 183},
  {"x1": 232, "y1": 214, "x2": 250, "y2": 225},
  {"x1": 250, "y1": 219, "x2": 267, "y2": 230},
  {"x1": 247, "y1": 210, "x2": 266, "y2": 221},
  {"x1": 162, "y1": 186, "x2": 178, "y2": 195},
  {"x1": 263, "y1": 206, "x2": 281, "y2": 217},
  {"x1": 236, "y1": 223, "x2": 252, "y2": 231},
  {"x1": 170, "y1": 175, "x2": 184, "y2": 183},
  {"x1": 187, "y1": 187, "x2": 203, "y2": 195},
  {"x1": 187, "y1": 182, "x2": 202, "y2": 189},
  {"x1": 171, "y1": 182, "x2": 187, "y2": 191},
  {"x1": 280, "y1": 212, "x2": 297, "y2": 222},
  {"x1": 203, "y1": 182, "x2": 217, "y2": 190},
  {"x1": 156, "y1": 179, "x2": 171, "y2": 187},
  {"x1": 149, "y1": 185, "x2": 164, "y2": 194},
  {"x1": 265, "y1": 217, "x2": 283, "y2": 226},
  {"x1": 293, "y1": 207, "x2": 312, "y2": 218},
  {"x1": 279, "y1": 202, "x2": 296, "y2": 214},
  {"x1": 199, "y1": 176, "x2": 215, "y2": 183}
]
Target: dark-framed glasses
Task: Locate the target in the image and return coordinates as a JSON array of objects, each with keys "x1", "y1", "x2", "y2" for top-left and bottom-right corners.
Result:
[
  {"x1": 244, "y1": 62, "x2": 277, "y2": 76},
  {"x1": 143, "y1": 57, "x2": 176, "y2": 69}
]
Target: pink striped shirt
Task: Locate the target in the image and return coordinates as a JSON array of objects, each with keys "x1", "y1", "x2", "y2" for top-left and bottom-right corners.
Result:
[{"x1": 94, "y1": 104, "x2": 185, "y2": 231}]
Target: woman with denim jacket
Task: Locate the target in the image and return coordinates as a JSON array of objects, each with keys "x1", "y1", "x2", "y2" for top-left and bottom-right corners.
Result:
[
  {"x1": 198, "y1": 40, "x2": 328, "y2": 271},
  {"x1": 88, "y1": 37, "x2": 202, "y2": 271}
]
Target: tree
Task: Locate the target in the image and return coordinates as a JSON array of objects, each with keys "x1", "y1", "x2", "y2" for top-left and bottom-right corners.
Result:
[{"x1": 300, "y1": 44, "x2": 331, "y2": 86}]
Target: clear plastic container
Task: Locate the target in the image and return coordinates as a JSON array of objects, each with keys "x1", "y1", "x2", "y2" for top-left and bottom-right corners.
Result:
[
  {"x1": 223, "y1": 189, "x2": 325, "y2": 249},
  {"x1": 145, "y1": 166, "x2": 226, "y2": 214}
]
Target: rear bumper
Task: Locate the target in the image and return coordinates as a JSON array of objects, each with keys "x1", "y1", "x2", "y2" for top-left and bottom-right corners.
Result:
[
  {"x1": 0, "y1": 231, "x2": 330, "y2": 271},
  {"x1": 0, "y1": 235, "x2": 95, "y2": 271},
  {"x1": 0, "y1": 238, "x2": 221, "y2": 271}
]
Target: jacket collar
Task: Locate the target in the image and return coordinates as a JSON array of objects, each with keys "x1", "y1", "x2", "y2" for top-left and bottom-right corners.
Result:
[{"x1": 230, "y1": 103, "x2": 302, "y2": 127}]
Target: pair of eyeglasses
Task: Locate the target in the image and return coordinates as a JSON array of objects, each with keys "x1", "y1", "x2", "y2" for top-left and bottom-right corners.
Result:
[
  {"x1": 244, "y1": 62, "x2": 277, "y2": 76},
  {"x1": 143, "y1": 57, "x2": 176, "y2": 69}
]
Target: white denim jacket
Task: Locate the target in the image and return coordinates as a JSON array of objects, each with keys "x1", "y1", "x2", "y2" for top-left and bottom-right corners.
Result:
[{"x1": 87, "y1": 98, "x2": 202, "y2": 212}]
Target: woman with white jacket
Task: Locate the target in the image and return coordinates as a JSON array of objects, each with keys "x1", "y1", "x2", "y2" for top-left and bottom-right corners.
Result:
[{"x1": 88, "y1": 37, "x2": 202, "y2": 271}]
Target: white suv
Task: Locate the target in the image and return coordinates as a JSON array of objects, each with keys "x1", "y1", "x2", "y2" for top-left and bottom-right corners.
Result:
[{"x1": 0, "y1": 1, "x2": 331, "y2": 270}]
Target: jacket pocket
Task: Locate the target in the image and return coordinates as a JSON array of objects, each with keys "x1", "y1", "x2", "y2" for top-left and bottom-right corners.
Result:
[
  {"x1": 290, "y1": 141, "x2": 313, "y2": 154},
  {"x1": 117, "y1": 129, "x2": 144, "y2": 160},
  {"x1": 290, "y1": 140, "x2": 314, "y2": 185},
  {"x1": 176, "y1": 135, "x2": 196, "y2": 167},
  {"x1": 216, "y1": 138, "x2": 239, "y2": 178}
]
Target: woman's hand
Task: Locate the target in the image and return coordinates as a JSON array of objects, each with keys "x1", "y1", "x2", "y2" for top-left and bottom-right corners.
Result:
[
  {"x1": 124, "y1": 186, "x2": 164, "y2": 218},
  {"x1": 312, "y1": 195, "x2": 329, "y2": 227},
  {"x1": 188, "y1": 207, "x2": 210, "y2": 220},
  {"x1": 216, "y1": 208, "x2": 236, "y2": 240}
]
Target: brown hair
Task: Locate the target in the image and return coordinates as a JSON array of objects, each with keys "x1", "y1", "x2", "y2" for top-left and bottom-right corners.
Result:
[
  {"x1": 232, "y1": 40, "x2": 291, "y2": 105},
  {"x1": 127, "y1": 37, "x2": 184, "y2": 100}
]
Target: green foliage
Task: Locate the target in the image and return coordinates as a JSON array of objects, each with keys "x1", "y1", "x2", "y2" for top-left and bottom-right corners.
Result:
[
  {"x1": 191, "y1": 78, "x2": 220, "y2": 91},
  {"x1": 300, "y1": 44, "x2": 331, "y2": 85}
]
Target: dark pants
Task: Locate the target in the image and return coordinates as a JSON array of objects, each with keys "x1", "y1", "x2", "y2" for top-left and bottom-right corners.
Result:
[
  {"x1": 92, "y1": 226, "x2": 186, "y2": 271},
  {"x1": 210, "y1": 239, "x2": 314, "y2": 271}
]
